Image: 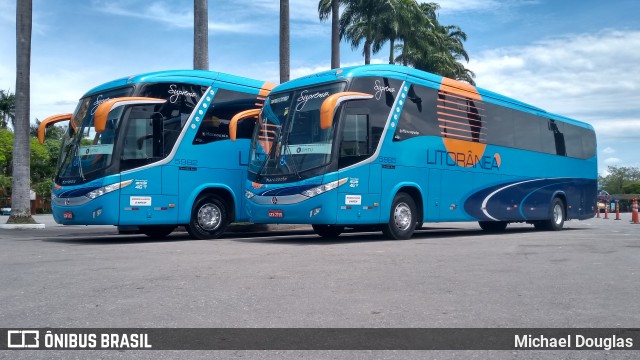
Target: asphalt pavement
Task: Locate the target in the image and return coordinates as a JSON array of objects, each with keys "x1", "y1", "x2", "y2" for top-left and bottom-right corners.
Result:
[{"x1": 0, "y1": 213, "x2": 638, "y2": 359}]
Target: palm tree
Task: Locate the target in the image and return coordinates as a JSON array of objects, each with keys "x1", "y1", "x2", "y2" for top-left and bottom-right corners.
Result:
[
  {"x1": 9, "y1": 0, "x2": 36, "y2": 224},
  {"x1": 280, "y1": 0, "x2": 290, "y2": 82},
  {"x1": 318, "y1": 0, "x2": 341, "y2": 68},
  {"x1": 371, "y1": 0, "x2": 424, "y2": 64},
  {"x1": 395, "y1": 2, "x2": 475, "y2": 84},
  {"x1": 0, "y1": 90, "x2": 15, "y2": 129},
  {"x1": 340, "y1": 0, "x2": 394, "y2": 64},
  {"x1": 193, "y1": 0, "x2": 208, "y2": 70}
]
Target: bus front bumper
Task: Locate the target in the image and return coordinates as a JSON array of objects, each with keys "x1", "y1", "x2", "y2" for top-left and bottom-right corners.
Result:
[{"x1": 51, "y1": 192, "x2": 119, "y2": 225}]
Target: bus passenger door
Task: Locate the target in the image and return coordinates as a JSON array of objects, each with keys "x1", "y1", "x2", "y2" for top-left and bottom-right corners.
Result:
[{"x1": 337, "y1": 109, "x2": 378, "y2": 224}]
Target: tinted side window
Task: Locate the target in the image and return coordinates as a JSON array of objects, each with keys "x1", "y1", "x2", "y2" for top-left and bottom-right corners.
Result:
[
  {"x1": 484, "y1": 103, "x2": 515, "y2": 148},
  {"x1": 513, "y1": 112, "x2": 543, "y2": 153},
  {"x1": 193, "y1": 89, "x2": 260, "y2": 144},
  {"x1": 139, "y1": 82, "x2": 208, "y2": 154},
  {"x1": 394, "y1": 84, "x2": 439, "y2": 141},
  {"x1": 437, "y1": 91, "x2": 486, "y2": 143},
  {"x1": 346, "y1": 77, "x2": 403, "y2": 151}
]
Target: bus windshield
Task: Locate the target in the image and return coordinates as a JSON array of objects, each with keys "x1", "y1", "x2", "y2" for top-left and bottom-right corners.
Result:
[
  {"x1": 56, "y1": 87, "x2": 133, "y2": 184},
  {"x1": 248, "y1": 82, "x2": 345, "y2": 179}
]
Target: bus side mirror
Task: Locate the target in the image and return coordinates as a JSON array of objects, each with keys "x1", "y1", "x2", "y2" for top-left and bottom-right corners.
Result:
[
  {"x1": 37, "y1": 113, "x2": 73, "y2": 144},
  {"x1": 319, "y1": 92, "x2": 373, "y2": 129},
  {"x1": 229, "y1": 109, "x2": 261, "y2": 141},
  {"x1": 94, "y1": 97, "x2": 166, "y2": 133}
]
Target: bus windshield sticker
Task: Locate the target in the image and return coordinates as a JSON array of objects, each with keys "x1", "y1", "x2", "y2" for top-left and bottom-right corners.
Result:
[
  {"x1": 287, "y1": 144, "x2": 332, "y2": 155},
  {"x1": 79, "y1": 144, "x2": 114, "y2": 156}
]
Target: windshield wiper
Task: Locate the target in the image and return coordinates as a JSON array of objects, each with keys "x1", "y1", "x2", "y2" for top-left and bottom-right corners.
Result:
[
  {"x1": 280, "y1": 136, "x2": 302, "y2": 180},
  {"x1": 74, "y1": 142, "x2": 85, "y2": 181}
]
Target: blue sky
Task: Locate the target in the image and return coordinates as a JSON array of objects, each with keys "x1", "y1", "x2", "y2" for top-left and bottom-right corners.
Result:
[{"x1": 0, "y1": 0, "x2": 638, "y2": 175}]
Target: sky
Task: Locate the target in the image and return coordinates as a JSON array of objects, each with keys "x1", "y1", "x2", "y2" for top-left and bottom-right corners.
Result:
[{"x1": 0, "y1": 0, "x2": 638, "y2": 175}]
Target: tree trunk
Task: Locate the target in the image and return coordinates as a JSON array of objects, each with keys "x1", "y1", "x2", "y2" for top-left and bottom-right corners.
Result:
[
  {"x1": 330, "y1": 0, "x2": 340, "y2": 69},
  {"x1": 364, "y1": 40, "x2": 371, "y2": 65},
  {"x1": 9, "y1": 0, "x2": 36, "y2": 224},
  {"x1": 193, "y1": 0, "x2": 209, "y2": 70},
  {"x1": 389, "y1": 38, "x2": 395, "y2": 64},
  {"x1": 279, "y1": 0, "x2": 290, "y2": 83}
]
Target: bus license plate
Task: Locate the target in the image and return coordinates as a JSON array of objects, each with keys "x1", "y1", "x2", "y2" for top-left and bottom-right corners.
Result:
[
  {"x1": 268, "y1": 210, "x2": 283, "y2": 218},
  {"x1": 63, "y1": 211, "x2": 73, "y2": 219}
]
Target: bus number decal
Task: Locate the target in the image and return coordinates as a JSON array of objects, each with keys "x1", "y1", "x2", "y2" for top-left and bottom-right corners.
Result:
[{"x1": 174, "y1": 159, "x2": 198, "y2": 167}]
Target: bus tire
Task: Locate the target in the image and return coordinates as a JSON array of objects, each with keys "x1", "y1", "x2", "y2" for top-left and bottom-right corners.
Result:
[
  {"x1": 312, "y1": 224, "x2": 344, "y2": 238},
  {"x1": 382, "y1": 192, "x2": 417, "y2": 240},
  {"x1": 139, "y1": 225, "x2": 176, "y2": 239},
  {"x1": 536, "y1": 197, "x2": 565, "y2": 231},
  {"x1": 186, "y1": 195, "x2": 229, "y2": 240},
  {"x1": 478, "y1": 221, "x2": 508, "y2": 232}
]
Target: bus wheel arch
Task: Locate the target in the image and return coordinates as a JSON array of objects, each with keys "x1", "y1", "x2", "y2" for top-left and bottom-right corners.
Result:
[
  {"x1": 186, "y1": 188, "x2": 235, "y2": 240},
  {"x1": 382, "y1": 189, "x2": 421, "y2": 240},
  {"x1": 534, "y1": 194, "x2": 566, "y2": 231}
]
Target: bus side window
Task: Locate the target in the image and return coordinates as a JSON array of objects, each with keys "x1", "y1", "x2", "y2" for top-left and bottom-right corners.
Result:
[{"x1": 339, "y1": 113, "x2": 370, "y2": 168}]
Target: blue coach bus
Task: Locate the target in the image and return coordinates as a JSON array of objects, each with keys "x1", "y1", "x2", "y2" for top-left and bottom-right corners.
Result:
[
  {"x1": 38, "y1": 70, "x2": 275, "y2": 239},
  {"x1": 236, "y1": 65, "x2": 597, "y2": 239}
]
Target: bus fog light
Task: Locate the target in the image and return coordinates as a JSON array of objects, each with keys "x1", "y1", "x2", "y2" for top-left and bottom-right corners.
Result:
[
  {"x1": 309, "y1": 207, "x2": 322, "y2": 217},
  {"x1": 93, "y1": 208, "x2": 103, "y2": 218},
  {"x1": 245, "y1": 190, "x2": 256, "y2": 199}
]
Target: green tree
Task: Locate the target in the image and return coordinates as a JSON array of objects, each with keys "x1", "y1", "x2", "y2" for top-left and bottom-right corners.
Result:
[
  {"x1": 193, "y1": 0, "x2": 208, "y2": 70},
  {"x1": 372, "y1": 0, "x2": 425, "y2": 65},
  {"x1": 0, "y1": 90, "x2": 16, "y2": 129},
  {"x1": 338, "y1": 0, "x2": 394, "y2": 64},
  {"x1": 622, "y1": 182, "x2": 640, "y2": 195},
  {"x1": 395, "y1": 2, "x2": 475, "y2": 84},
  {"x1": 0, "y1": 128, "x2": 13, "y2": 176},
  {"x1": 9, "y1": 0, "x2": 37, "y2": 223},
  {"x1": 600, "y1": 166, "x2": 640, "y2": 194}
]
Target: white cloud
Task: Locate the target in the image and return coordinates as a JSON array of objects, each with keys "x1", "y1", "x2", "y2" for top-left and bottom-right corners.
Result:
[
  {"x1": 469, "y1": 29, "x2": 640, "y2": 140},
  {"x1": 602, "y1": 147, "x2": 616, "y2": 154},
  {"x1": 433, "y1": 0, "x2": 538, "y2": 14},
  {"x1": 95, "y1": 0, "x2": 260, "y2": 34},
  {"x1": 604, "y1": 157, "x2": 622, "y2": 165}
]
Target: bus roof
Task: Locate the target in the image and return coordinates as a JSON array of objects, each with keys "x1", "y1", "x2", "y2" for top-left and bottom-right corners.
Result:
[
  {"x1": 83, "y1": 69, "x2": 266, "y2": 97},
  {"x1": 273, "y1": 64, "x2": 593, "y2": 130}
]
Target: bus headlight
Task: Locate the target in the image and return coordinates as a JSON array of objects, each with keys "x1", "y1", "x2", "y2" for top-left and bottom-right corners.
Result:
[
  {"x1": 85, "y1": 180, "x2": 133, "y2": 200},
  {"x1": 301, "y1": 178, "x2": 348, "y2": 198}
]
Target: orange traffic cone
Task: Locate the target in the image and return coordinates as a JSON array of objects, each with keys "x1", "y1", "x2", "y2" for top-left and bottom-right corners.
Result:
[
  {"x1": 615, "y1": 200, "x2": 621, "y2": 220},
  {"x1": 604, "y1": 204, "x2": 609, "y2": 219},
  {"x1": 632, "y1": 198, "x2": 639, "y2": 224}
]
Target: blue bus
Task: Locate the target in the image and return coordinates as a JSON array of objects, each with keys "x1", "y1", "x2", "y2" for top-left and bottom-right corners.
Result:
[
  {"x1": 38, "y1": 70, "x2": 275, "y2": 239},
  {"x1": 237, "y1": 65, "x2": 597, "y2": 239}
]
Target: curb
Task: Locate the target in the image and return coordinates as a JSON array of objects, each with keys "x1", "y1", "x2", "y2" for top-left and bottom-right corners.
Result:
[{"x1": 0, "y1": 223, "x2": 46, "y2": 230}]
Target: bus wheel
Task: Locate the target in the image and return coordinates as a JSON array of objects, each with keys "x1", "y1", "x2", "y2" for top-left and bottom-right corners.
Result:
[
  {"x1": 383, "y1": 192, "x2": 417, "y2": 240},
  {"x1": 536, "y1": 198, "x2": 565, "y2": 231},
  {"x1": 478, "y1": 221, "x2": 508, "y2": 232},
  {"x1": 186, "y1": 195, "x2": 229, "y2": 240},
  {"x1": 139, "y1": 225, "x2": 176, "y2": 239},
  {"x1": 312, "y1": 224, "x2": 344, "y2": 238}
]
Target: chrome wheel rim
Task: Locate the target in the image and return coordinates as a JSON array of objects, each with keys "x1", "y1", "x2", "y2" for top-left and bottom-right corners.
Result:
[
  {"x1": 394, "y1": 202, "x2": 412, "y2": 231},
  {"x1": 197, "y1": 203, "x2": 221, "y2": 231},
  {"x1": 553, "y1": 203, "x2": 563, "y2": 225}
]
